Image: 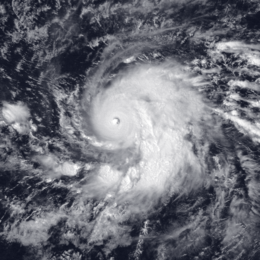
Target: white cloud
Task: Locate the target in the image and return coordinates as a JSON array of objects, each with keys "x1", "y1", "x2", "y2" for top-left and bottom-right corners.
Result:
[
  {"x1": 81, "y1": 63, "x2": 215, "y2": 220},
  {"x1": 2, "y1": 102, "x2": 31, "y2": 134}
]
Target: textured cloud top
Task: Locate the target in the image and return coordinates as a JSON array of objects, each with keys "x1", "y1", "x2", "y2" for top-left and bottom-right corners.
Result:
[
  {"x1": 2, "y1": 0, "x2": 260, "y2": 259},
  {"x1": 80, "y1": 64, "x2": 213, "y2": 214}
]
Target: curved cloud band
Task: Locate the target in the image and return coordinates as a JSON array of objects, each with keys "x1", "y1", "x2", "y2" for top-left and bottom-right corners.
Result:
[{"x1": 81, "y1": 63, "x2": 213, "y2": 213}]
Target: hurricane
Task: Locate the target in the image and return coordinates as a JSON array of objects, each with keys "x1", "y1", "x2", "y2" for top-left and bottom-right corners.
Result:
[
  {"x1": 2, "y1": 0, "x2": 260, "y2": 259},
  {"x1": 80, "y1": 62, "x2": 213, "y2": 209}
]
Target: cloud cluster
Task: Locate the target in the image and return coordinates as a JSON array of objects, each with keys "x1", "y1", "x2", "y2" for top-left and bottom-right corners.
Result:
[
  {"x1": 2, "y1": 102, "x2": 31, "y2": 134},
  {"x1": 81, "y1": 63, "x2": 216, "y2": 219}
]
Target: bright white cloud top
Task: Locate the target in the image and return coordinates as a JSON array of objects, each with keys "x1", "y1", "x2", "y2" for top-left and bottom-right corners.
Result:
[
  {"x1": 2, "y1": 102, "x2": 31, "y2": 134},
  {"x1": 80, "y1": 63, "x2": 216, "y2": 219}
]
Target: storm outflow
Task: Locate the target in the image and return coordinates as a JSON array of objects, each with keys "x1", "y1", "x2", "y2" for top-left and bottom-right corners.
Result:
[{"x1": 82, "y1": 63, "x2": 213, "y2": 213}]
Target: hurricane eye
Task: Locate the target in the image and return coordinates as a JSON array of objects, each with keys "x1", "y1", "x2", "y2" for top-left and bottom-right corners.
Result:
[{"x1": 112, "y1": 117, "x2": 120, "y2": 125}]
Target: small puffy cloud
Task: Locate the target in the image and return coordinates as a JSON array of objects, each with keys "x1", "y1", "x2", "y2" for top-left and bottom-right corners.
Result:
[
  {"x1": 2, "y1": 102, "x2": 31, "y2": 134},
  {"x1": 56, "y1": 161, "x2": 80, "y2": 176},
  {"x1": 4, "y1": 211, "x2": 63, "y2": 246},
  {"x1": 34, "y1": 154, "x2": 79, "y2": 178},
  {"x1": 2, "y1": 102, "x2": 30, "y2": 123}
]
